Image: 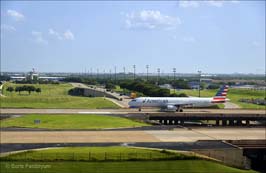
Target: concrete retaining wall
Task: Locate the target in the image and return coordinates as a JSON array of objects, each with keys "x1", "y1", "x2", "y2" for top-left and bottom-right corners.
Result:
[
  {"x1": 83, "y1": 88, "x2": 119, "y2": 100},
  {"x1": 192, "y1": 148, "x2": 251, "y2": 169}
]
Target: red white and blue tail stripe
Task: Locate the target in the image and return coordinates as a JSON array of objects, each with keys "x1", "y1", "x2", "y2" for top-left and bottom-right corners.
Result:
[{"x1": 212, "y1": 85, "x2": 229, "y2": 103}]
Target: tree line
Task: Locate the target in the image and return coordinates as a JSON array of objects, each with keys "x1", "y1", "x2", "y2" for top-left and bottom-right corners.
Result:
[
  {"x1": 119, "y1": 80, "x2": 188, "y2": 97},
  {"x1": 6, "y1": 85, "x2": 42, "y2": 95}
]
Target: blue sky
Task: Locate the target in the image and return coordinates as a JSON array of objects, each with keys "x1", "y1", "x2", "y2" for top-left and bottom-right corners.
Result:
[{"x1": 1, "y1": 1, "x2": 265, "y2": 74}]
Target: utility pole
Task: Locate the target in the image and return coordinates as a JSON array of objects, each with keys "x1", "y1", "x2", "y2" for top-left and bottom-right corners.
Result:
[
  {"x1": 146, "y1": 65, "x2": 149, "y2": 81},
  {"x1": 198, "y1": 70, "x2": 202, "y2": 97},
  {"x1": 133, "y1": 65, "x2": 136, "y2": 80},
  {"x1": 109, "y1": 69, "x2": 112, "y2": 80},
  {"x1": 97, "y1": 68, "x2": 99, "y2": 79}
]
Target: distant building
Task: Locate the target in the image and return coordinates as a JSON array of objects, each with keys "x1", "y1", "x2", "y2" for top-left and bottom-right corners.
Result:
[
  {"x1": 26, "y1": 68, "x2": 39, "y2": 81},
  {"x1": 231, "y1": 85, "x2": 266, "y2": 90},
  {"x1": 10, "y1": 76, "x2": 26, "y2": 81},
  {"x1": 38, "y1": 76, "x2": 65, "y2": 81},
  {"x1": 201, "y1": 78, "x2": 213, "y2": 84},
  {"x1": 188, "y1": 81, "x2": 199, "y2": 89},
  {"x1": 189, "y1": 79, "x2": 213, "y2": 89},
  {"x1": 159, "y1": 84, "x2": 173, "y2": 89}
]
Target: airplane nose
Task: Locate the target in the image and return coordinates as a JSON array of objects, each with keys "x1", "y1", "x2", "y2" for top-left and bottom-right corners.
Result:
[{"x1": 128, "y1": 100, "x2": 138, "y2": 108}]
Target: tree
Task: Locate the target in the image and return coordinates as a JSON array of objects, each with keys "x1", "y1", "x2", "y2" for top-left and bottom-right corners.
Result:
[
  {"x1": 6, "y1": 86, "x2": 14, "y2": 93},
  {"x1": 15, "y1": 86, "x2": 22, "y2": 94},
  {"x1": 105, "y1": 82, "x2": 115, "y2": 90},
  {"x1": 207, "y1": 84, "x2": 220, "y2": 89},
  {"x1": 36, "y1": 88, "x2": 42, "y2": 94},
  {"x1": 177, "y1": 93, "x2": 188, "y2": 97},
  {"x1": 26, "y1": 86, "x2": 36, "y2": 94}
]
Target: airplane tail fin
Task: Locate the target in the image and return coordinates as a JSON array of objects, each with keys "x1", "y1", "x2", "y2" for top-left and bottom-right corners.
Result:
[{"x1": 212, "y1": 85, "x2": 229, "y2": 103}]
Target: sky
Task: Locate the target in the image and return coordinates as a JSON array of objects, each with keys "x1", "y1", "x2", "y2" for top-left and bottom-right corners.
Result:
[{"x1": 1, "y1": 1, "x2": 265, "y2": 74}]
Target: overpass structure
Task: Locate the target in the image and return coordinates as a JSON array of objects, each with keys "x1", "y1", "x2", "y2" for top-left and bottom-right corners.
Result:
[
  {"x1": 70, "y1": 83, "x2": 121, "y2": 100},
  {"x1": 148, "y1": 112, "x2": 266, "y2": 126},
  {"x1": 1, "y1": 108, "x2": 265, "y2": 126}
]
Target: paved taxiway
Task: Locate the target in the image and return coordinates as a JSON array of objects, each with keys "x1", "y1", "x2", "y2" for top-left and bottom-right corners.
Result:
[{"x1": 1, "y1": 108, "x2": 264, "y2": 114}]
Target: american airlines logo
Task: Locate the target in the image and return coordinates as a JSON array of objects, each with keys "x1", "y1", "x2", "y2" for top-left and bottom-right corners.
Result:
[{"x1": 142, "y1": 99, "x2": 168, "y2": 103}]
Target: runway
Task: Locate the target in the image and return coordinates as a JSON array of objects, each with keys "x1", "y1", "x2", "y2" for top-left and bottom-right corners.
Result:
[{"x1": 1, "y1": 128, "x2": 265, "y2": 144}]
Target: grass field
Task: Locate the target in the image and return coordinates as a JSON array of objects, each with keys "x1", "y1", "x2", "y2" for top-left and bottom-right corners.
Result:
[
  {"x1": 1, "y1": 161, "x2": 257, "y2": 173},
  {"x1": 0, "y1": 114, "x2": 148, "y2": 129},
  {"x1": 172, "y1": 88, "x2": 265, "y2": 109},
  {"x1": 0, "y1": 147, "x2": 256, "y2": 173},
  {"x1": 1, "y1": 83, "x2": 119, "y2": 109}
]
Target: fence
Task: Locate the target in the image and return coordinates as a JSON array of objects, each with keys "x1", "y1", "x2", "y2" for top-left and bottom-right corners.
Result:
[{"x1": 1, "y1": 151, "x2": 198, "y2": 162}]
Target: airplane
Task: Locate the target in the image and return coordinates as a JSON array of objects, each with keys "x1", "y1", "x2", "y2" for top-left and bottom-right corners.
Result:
[{"x1": 128, "y1": 85, "x2": 230, "y2": 112}]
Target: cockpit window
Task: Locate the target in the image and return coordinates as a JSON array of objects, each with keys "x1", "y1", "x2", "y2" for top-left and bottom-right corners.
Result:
[{"x1": 132, "y1": 99, "x2": 136, "y2": 102}]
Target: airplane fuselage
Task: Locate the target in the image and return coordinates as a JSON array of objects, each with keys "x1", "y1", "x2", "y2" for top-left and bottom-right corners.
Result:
[
  {"x1": 128, "y1": 85, "x2": 229, "y2": 111},
  {"x1": 129, "y1": 97, "x2": 215, "y2": 109}
]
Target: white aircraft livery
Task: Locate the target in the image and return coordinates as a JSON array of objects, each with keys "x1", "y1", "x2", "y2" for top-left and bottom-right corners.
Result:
[{"x1": 128, "y1": 85, "x2": 229, "y2": 112}]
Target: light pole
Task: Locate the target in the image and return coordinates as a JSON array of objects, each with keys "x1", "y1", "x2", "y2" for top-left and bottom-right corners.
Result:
[
  {"x1": 114, "y1": 66, "x2": 117, "y2": 84},
  {"x1": 173, "y1": 68, "x2": 176, "y2": 93},
  {"x1": 146, "y1": 65, "x2": 149, "y2": 81},
  {"x1": 133, "y1": 65, "x2": 136, "y2": 80},
  {"x1": 97, "y1": 68, "x2": 99, "y2": 79},
  {"x1": 109, "y1": 69, "x2": 112, "y2": 80},
  {"x1": 123, "y1": 67, "x2": 126, "y2": 79},
  {"x1": 198, "y1": 70, "x2": 202, "y2": 97},
  {"x1": 157, "y1": 68, "x2": 160, "y2": 85},
  {"x1": 173, "y1": 68, "x2": 176, "y2": 80}
]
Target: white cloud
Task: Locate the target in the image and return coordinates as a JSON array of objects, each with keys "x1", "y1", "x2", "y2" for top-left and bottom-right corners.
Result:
[
  {"x1": 172, "y1": 35, "x2": 177, "y2": 40},
  {"x1": 32, "y1": 31, "x2": 48, "y2": 44},
  {"x1": 49, "y1": 28, "x2": 74, "y2": 40},
  {"x1": 179, "y1": 1, "x2": 239, "y2": 8},
  {"x1": 125, "y1": 10, "x2": 181, "y2": 30},
  {"x1": 230, "y1": 0, "x2": 240, "y2": 4},
  {"x1": 179, "y1": 1, "x2": 199, "y2": 8},
  {"x1": 183, "y1": 36, "x2": 196, "y2": 43},
  {"x1": 1, "y1": 24, "x2": 16, "y2": 32},
  {"x1": 63, "y1": 30, "x2": 74, "y2": 40},
  {"x1": 251, "y1": 41, "x2": 260, "y2": 47},
  {"x1": 206, "y1": 1, "x2": 224, "y2": 7},
  {"x1": 48, "y1": 28, "x2": 63, "y2": 40},
  {"x1": 7, "y1": 10, "x2": 25, "y2": 21}
]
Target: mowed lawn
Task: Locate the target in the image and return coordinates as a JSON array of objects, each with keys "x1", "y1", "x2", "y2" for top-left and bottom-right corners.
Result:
[
  {"x1": 0, "y1": 114, "x2": 148, "y2": 129},
  {"x1": 1, "y1": 83, "x2": 119, "y2": 109},
  {"x1": 0, "y1": 147, "x2": 256, "y2": 173},
  {"x1": 172, "y1": 88, "x2": 265, "y2": 109},
  {"x1": 0, "y1": 161, "x2": 257, "y2": 173}
]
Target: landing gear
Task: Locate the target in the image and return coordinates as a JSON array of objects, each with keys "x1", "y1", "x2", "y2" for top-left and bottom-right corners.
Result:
[{"x1": 176, "y1": 106, "x2": 183, "y2": 112}]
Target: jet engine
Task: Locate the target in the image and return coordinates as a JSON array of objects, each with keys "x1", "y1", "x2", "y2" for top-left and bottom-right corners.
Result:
[{"x1": 166, "y1": 105, "x2": 177, "y2": 111}]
